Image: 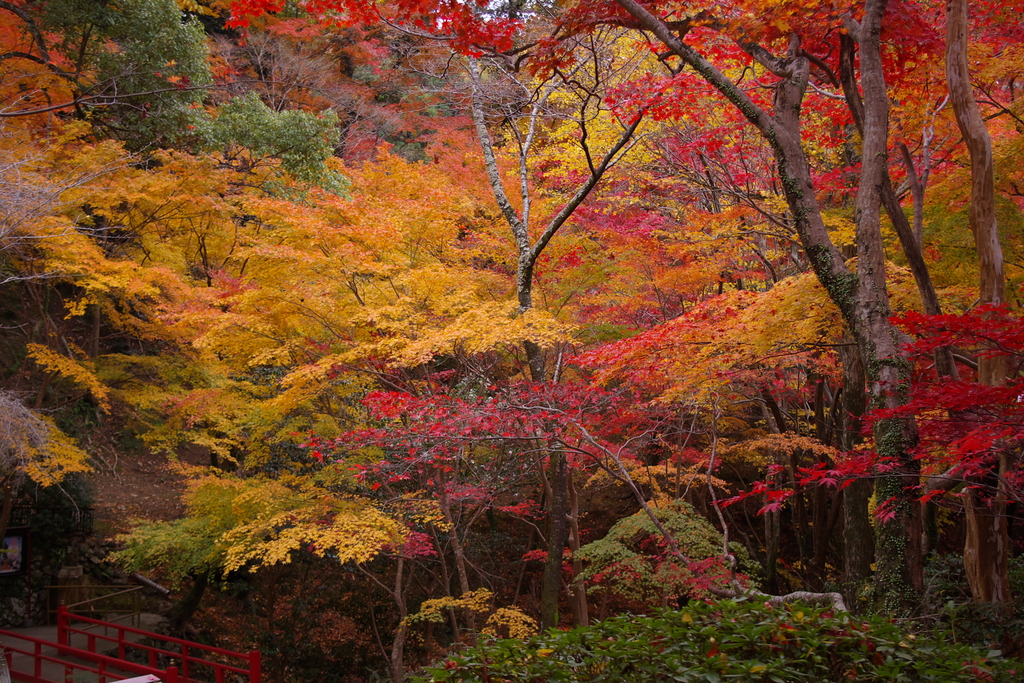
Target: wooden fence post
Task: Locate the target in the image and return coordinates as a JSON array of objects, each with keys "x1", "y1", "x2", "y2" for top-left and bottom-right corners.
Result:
[{"x1": 249, "y1": 650, "x2": 261, "y2": 683}]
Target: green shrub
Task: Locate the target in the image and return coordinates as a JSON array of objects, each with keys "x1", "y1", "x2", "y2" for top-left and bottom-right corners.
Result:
[
  {"x1": 923, "y1": 553, "x2": 1024, "y2": 659},
  {"x1": 577, "y1": 501, "x2": 759, "y2": 605},
  {"x1": 415, "y1": 599, "x2": 1017, "y2": 682}
]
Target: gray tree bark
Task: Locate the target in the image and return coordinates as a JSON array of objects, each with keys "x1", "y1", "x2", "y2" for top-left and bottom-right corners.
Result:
[{"x1": 468, "y1": 54, "x2": 642, "y2": 628}]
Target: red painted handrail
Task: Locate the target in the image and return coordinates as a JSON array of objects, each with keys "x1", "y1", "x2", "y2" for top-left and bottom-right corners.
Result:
[
  {"x1": 57, "y1": 606, "x2": 260, "y2": 683},
  {"x1": 0, "y1": 628, "x2": 178, "y2": 683}
]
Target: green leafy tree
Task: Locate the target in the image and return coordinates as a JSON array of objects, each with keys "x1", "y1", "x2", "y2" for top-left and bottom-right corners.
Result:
[
  {"x1": 202, "y1": 91, "x2": 345, "y2": 191},
  {"x1": 1, "y1": 0, "x2": 213, "y2": 148}
]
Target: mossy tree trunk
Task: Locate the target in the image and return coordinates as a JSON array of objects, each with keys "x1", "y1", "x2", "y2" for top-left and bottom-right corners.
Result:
[{"x1": 838, "y1": 341, "x2": 874, "y2": 586}]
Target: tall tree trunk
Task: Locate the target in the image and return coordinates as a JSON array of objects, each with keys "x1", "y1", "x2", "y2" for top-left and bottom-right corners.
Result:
[
  {"x1": 539, "y1": 450, "x2": 568, "y2": 630},
  {"x1": 839, "y1": 35, "x2": 956, "y2": 380},
  {"x1": 429, "y1": 524, "x2": 464, "y2": 642},
  {"x1": 167, "y1": 570, "x2": 209, "y2": 633},
  {"x1": 613, "y1": 0, "x2": 923, "y2": 613},
  {"x1": 389, "y1": 557, "x2": 409, "y2": 683},
  {"x1": 838, "y1": 341, "x2": 874, "y2": 584},
  {"x1": 850, "y1": 0, "x2": 924, "y2": 614},
  {"x1": 945, "y1": 0, "x2": 1011, "y2": 605},
  {"x1": 439, "y1": 495, "x2": 478, "y2": 643},
  {"x1": 810, "y1": 480, "x2": 844, "y2": 587},
  {"x1": 759, "y1": 402, "x2": 783, "y2": 593},
  {"x1": 468, "y1": 55, "x2": 643, "y2": 627},
  {"x1": 566, "y1": 468, "x2": 588, "y2": 626},
  {"x1": 449, "y1": 527, "x2": 478, "y2": 643},
  {"x1": 764, "y1": 488, "x2": 782, "y2": 593}
]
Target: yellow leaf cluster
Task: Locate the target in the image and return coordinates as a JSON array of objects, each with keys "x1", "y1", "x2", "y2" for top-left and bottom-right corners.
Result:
[
  {"x1": 26, "y1": 343, "x2": 109, "y2": 410},
  {"x1": 221, "y1": 501, "x2": 403, "y2": 572},
  {"x1": 584, "y1": 453, "x2": 728, "y2": 503},
  {"x1": 722, "y1": 433, "x2": 839, "y2": 468},
  {"x1": 405, "y1": 588, "x2": 494, "y2": 625},
  {"x1": 0, "y1": 392, "x2": 91, "y2": 487},
  {"x1": 175, "y1": 0, "x2": 218, "y2": 15},
  {"x1": 18, "y1": 416, "x2": 92, "y2": 485},
  {"x1": 482, "y1": 607, "x2": 539, "y2": 640},
  {"x1": 173, "y1": 474, "x2": 405, "y2": 575},
  {"x1": 588, "y1": 264, "x2": 941, "y2": 404}
]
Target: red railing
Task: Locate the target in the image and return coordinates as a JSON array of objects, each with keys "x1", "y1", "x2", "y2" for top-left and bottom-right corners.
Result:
[
  {"x1": 1, "y1": 628, "x2": 177, "y2": 683},
  {"x1": 56, "y1": 606, "x2": 260, "y2": 683}
]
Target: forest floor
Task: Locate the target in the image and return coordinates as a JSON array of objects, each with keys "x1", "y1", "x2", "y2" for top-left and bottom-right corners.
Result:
[{"x1": 83, "y1": 429, "x2": 204, "y2": 536}]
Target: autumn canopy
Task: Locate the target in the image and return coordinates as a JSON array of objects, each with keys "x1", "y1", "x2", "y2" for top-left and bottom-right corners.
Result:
[{"x1": 1, "y1": 0, "x2": 1023, "y2": 679}]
